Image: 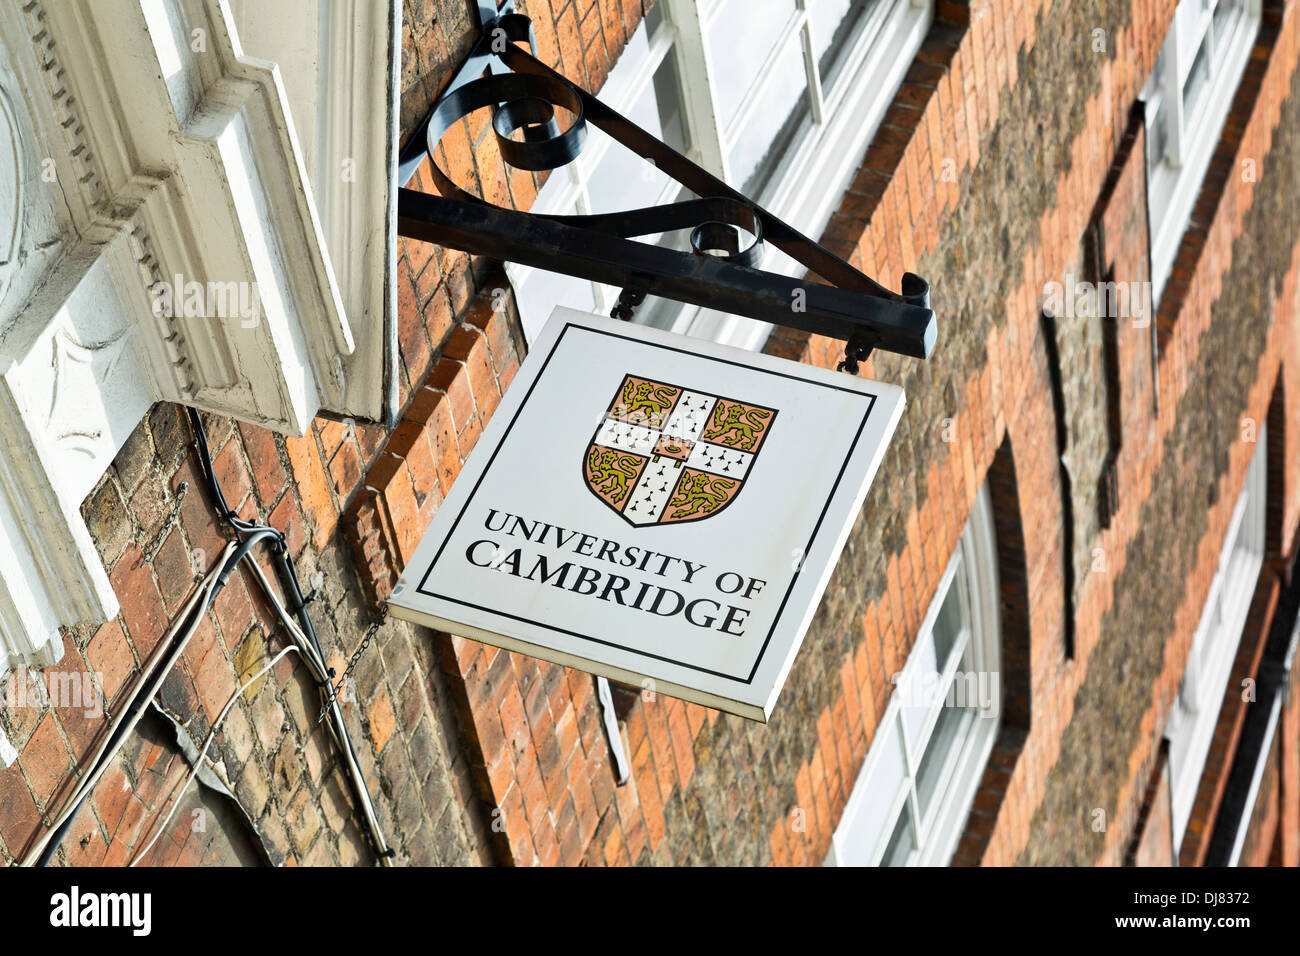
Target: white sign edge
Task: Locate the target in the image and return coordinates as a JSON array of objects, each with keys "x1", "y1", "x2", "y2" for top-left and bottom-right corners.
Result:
[
  {"x1": 391, "y1": 604, "x2": 770, "y2": 722},
  {"x1": 386, "y1": 306, "x2": 909, "y2": 723},
  {"x1": 755, "y1": 390, "x2": 906, "y2": 719}
]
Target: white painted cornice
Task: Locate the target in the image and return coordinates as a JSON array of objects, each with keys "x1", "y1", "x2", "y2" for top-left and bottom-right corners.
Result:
[{"x1": 0, "y1": 0, "x2": 396, "y2": 670}]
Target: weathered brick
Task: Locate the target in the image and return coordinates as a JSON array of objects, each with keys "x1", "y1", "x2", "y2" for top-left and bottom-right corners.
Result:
[
  {"x1": 85, "y1": 619, "x2": 135, "y2": 705},
  {"x1": 237, "y1": 421, "x2": 288, "y2": 507},
  {"x1": 285, "y1": 433, "x2": 337, "y2": 549},
  {"x1": 427, "y1": 357, "x2": 478, "y2": 434},
  {"x1": 82, "y1": 477, "x2": 132, "y2": 569},
  {"x1": 19, "y1": 714, "x2": 71, "y2": 806},
  {"x1": 366, "y1": 683, "x2": 397, "y2": 755},
  {"x1": 110, "y1": 544, "x2": 168, "y2": 661}
]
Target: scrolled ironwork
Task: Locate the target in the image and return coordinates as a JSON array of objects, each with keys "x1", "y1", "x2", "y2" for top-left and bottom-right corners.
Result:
[{"x1": 397, "y1": 2, "x2": 936, "y2": 365}]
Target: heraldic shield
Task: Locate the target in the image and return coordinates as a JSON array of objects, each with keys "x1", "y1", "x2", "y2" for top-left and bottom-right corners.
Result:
[{"x1": 583, "y1": 374, "x2": 778, "y2": 526}]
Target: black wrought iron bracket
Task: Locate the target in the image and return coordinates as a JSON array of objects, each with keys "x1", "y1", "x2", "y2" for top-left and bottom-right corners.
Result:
[{"x1": 397, "y1": 2, "x2": 936, "y2": 367}]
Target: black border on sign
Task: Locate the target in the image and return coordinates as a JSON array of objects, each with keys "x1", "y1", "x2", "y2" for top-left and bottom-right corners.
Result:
[{"x1": 414, "y1": 321, "x2": 878, "y2": 685}]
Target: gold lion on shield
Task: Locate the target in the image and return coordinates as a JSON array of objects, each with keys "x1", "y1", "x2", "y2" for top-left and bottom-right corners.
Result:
[
  {"x1": 587, "y1": 448, "x2": 641, "y2": 503},
  {"x1": 667, "y1": 472, "x2": 737, "y2": 518},
  {"x1": 616, "y1": 380, "x2": 678, "y2": 425},
  {"x1": 703, "y1": 401, "x2": 772, "y2": 451}
]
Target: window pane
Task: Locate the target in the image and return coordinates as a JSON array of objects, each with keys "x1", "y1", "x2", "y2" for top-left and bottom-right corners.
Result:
[
  {"x1": 586, "y1": 87, "x2": 675, "y2": 214},
  {"x1": 849, "y1": 720, "x2": 907, "y2": 861},
  {"x1": 916, "y1": 704, "x2": 975, "y2": 820},
  {"x1": 597, "y1": 23, "x2": 651, "y2": 110},
  {"x1": 1212, "y1": 0, "x2": 1244, "y2": 49},
  {"x1": 931, "y1": 574, "x2": 964, "y2": 667},
  {"x1": 1227, "y1": 524, "x2": 1254, "y2": 594},
  {"x1": 811, "y1": 0, "x2": 879, "y2": 89},
  {"x1": 1144, "y1": 39, "x2": 1170, "y2": 172},
  {"x1": 1166, "y1": 431, "x2": 1266, "y2": 848},
  {"x1": 881, "y1": 803, "x2": 916, "y2": 866},
  {"x1": 833, "y1": 484, "x2": 1003, "y2": 869},
  {"x1": 644, "y1": 0, "x2": 667, "y2": 38},
  {"x1": 517, "y1": 268, "x2": 595, "y2": 339},
  {"x1": 708, "y1": 0, "x2": 798, "y2": 127},
  {"x1": 899, "y1": 632, "x2": 940, "y2": 744},
  {"x1": 1148, "y1": 99, "x2": 1169, "y2": 172},
  {"x1": 652, "y1": 54, "x2": 689, "y2": 156},
  {"x1": 1151, "y1": 42, "x2": 1168, "y2": 92},
  {"x1": 727, "y1": 37, "x2": 809, "y2": 195},
  {"x1": 516, "y1": 197, "x2": 594, "y2": 335},
  {"x1": 1182, "y1": 35, "x2": 1211, "y2": 119},
  {"x1": 899, "y1": 570, "x2": 967, "y2": 745},
  {"x1": 585, "y1": 52, "x2": 687, "y2": 217},
  {"x1": 1209, "y1": 594, "x2": 1227, "y2": 667},
  {"x1": 584, "y1": 134, "x2": 659, "y2": 215}
]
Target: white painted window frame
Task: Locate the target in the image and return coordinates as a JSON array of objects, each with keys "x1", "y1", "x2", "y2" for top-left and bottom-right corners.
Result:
[
  {"x1": 829, "y1": 481, "x2": 1002, "y2": 866},
  {"x1": 1166, "y1": 427, "x2": 1267, "y2": 850},
  {"x1": 507, "y1": 9, "x2": 684, "y2": 340},
  {"x1": 1223, "y1": 608, "x2": 1297, "y2": 865},
  {"x1": 1224, "y1": 687, "x2": 1281, "y2": 865},
  {"x1": 1143, "y1": 0, "x2": 1260, "y2": 304},
  {"x1": 512, "y1": 0, "x2": 932, "y2": 351},
  {"x1": 0, "y1": 721, "x2": 16, "y2": 768},
  {"x1": 229, "y1": 0, "x2": 400, "y2": 426}
]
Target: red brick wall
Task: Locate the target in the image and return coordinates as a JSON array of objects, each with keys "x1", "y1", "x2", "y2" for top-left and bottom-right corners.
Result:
[
  {"x1": 5, "y1": 0, "x2": 1300, "y2": 869},
  {"x1": 0, "y1": 389, "x2": 500, "y2": 864},
  {"x1": 357, "y1": 0, "x2": 1300, "y2": 867},
  {"x1": 364, "y1": 0, "x2": 1300, "y2": 866},
  {"x1": 0, "y1": 0, "x2": 660, "y2": 868}
]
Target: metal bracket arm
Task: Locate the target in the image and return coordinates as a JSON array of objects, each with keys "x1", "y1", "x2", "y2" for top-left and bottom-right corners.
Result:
[{"x1": 397, "y1": 5, "x2": 937, "y2": 363}]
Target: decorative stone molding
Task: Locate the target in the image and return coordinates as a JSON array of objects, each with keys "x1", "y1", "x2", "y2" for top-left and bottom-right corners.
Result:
[
  {"x1": 0, "y1": 0, "x2": 396, "y2": 670},
  {"x1": 229, "y1": 0, "x2": 399, "y2": 425}
]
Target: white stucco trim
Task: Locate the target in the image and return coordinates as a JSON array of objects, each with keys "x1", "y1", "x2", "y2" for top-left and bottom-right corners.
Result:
[{"x1": 0, "y1": 0, "x2": 396, "y2": 670}]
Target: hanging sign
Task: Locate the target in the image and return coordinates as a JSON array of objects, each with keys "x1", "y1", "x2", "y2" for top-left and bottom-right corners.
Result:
[{"x1": 387, "y1": 308, "x2": 905, "y2": 721}]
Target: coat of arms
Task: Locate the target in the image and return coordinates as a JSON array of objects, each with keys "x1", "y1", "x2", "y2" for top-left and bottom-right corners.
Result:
[{"x1": 583, "y1": 374, "x2": 777, "y2": 526}]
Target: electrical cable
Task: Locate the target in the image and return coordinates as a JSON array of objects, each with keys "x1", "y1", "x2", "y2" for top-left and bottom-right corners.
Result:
[
  {"x1": 239, "y1": 554, "x2": 387, "y2": 842},
  {"x1": 23, "y1": 542, "x2": 238, "y2": 867},
  {"x1": 187, "y1": 409, "x2": 271, "y2": 543},
  {"x1": 26, "y1": 546, "x2": 232, "y2": 866},
  {"x1": 238, "y1": 552, "x2": 391, "y2": 861},
  {"x1": 43, "y1": 551, "x2": 221, "y2": 816},
  {"x1": 182, "y1": 407, "x2": 392, "y2": 864},
  {"x1": 25, "y1": 410, "x2": 393, "y2": 866},
  {"x1": 129, "y1": 645, "x2": 301, "y2": 866}
]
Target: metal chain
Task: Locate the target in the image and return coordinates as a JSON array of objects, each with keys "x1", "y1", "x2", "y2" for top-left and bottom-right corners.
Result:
[{"x1": 318, "y1": 606, "x2": 388, "y2": 723}]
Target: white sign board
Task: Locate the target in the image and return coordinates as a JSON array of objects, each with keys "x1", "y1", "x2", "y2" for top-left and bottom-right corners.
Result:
[{"x1": 387, "y1": 308, "x2": 905, "y2": 721}]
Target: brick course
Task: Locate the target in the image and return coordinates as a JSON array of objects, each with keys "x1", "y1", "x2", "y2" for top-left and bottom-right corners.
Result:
[{"x1": 3, "y1": 0, "x2": 1299, "y2": 867}]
